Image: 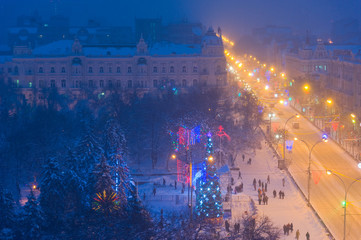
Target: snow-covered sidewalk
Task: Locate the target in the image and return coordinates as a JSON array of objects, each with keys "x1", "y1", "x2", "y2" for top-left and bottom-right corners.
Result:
[{"x1": 227, "y1": 139, "x2": 331, "y2": 239}]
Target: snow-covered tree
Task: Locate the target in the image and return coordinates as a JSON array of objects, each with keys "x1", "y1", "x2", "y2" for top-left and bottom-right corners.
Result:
[
  {"x1": 39, "y1": 158, "x2": 65, "y2": 232},
  {"x1": 92, "y1": 156, "x2": 115, "y2": 195},
  {"x1": 19, "y1": 189, "x2": 43, "y2": 239},
  {"x1": 0, "y1": 187, "x2": 16, "y2": 231}
]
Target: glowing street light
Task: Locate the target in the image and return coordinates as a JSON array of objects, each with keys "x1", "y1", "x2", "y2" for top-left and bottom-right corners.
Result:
[
  {"x1": 326, "y1": 170, "x2": 361, "y2": 240},
  {"x1": 326, "y1": 99, "x2": 332, "y2": 104},
  {"x1": 304, "y1": 84, "x2": 310, "y2": 91},
  {"x1": 294, "y1": 136, "x2": 327, "y2": 205},
  {"x1": 351, "y1": 113, "x2": 356, "y2": 119},
  {"x1": 270, "y1": 67, "x2": 274, "y2": 72},
  {"x1": 208, "y1": 155, "x2": 214, "y2": 162}
]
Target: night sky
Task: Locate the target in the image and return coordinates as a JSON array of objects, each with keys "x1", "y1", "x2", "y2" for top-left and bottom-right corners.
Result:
[{"x1": 0, "y1": 0, "x2": 360, "y2": 37}]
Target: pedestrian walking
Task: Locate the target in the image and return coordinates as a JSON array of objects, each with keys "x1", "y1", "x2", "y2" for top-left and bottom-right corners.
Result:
[
  {"x1": 282, "y1": 178, "x2": 285, "y2": 187},
  {"x1": 306, "y1": 232, "x2": 310, "y2": 240},
  {"x1": 153, "y1": 187, "x2": 156, "y2": 196},
  {"x1": 283, "y1": 225, "x2": 286, "y2": 235},
  {"x1": 238, "y1": 171, "x2": 242, "y2": 179},
  {"x1": 262, "y1": 182, "x2": 264, "y2": 189},
  {"x1": 265, "y1": 183, "x2": 268, "y2": 192},
  {"x1": 174, "y1": 180, "x2": 177, "y2": 189},
  {"x1": 240, "y1": 183, "x2": 243, "y2": 192},
  {"x1": 234, "y1": 222, "x2": 237, "y2": 233},
  {"x1": 258, "y1": 179, "x2": 261, "y2": 187},
  {"x1": 258, "y1": 197, "x2": 262, "y2": 205},
  {"x1": 279, "y1": 190, "x2": 282, "y2": 199},
  {"x1": 282, "y1": 191, "x2": 285, "y2": 199},
  {"x1": 143, "y1": 192, "x2": 146, "y2": 200},
  {"x1": 231, "y1": 177, "x2": 234, "y2": 185},
  {"x1": 265, "y1": 195, "x2": 268, "y2": 205},
  {"x1": 290, "y1": 223, "x2": 293, "y2": 232},
  {"x1": 262, "y1": 195, "x2": 266, "y2": 205},
  {"x1": 273, "y1": 189, "x2": 277, "y2": 198},
  {"x1": 163, "y1": 178, "x2": 166, "y2": 186},
  {"x1": 253, "y1": 178, "x2": 257, "y2": 186},
  {"x1": 248, "y1": 158, "x2": 252, "y2": 164},
  {"x1": 242, "y1": 154, "x2": 245, "y2": 161},
  {"x1": 267, "y1": 175, "x2": 270, "y2": 184},
  {"x1": 295, "y1": 229, "x2": 300, "y2": 240},
  {"x1": 225, "y1": 220, "x2": 230, "y2": 232}
]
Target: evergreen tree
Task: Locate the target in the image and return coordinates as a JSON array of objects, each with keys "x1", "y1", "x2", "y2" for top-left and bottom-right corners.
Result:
[
  {"x1": 196, "y1": 133, "x2": 223, "y2": 219},
  {"x1": 19, "y1": 189, "x2": 43, "y2": 239},
  {"x1": 93, "y1": 156, "x2": 115, "y2": 195},
  {"x1": 76, "y1": 126, "x2": 103, "y2": 177},
  {"x1": 0, "y1": 186, "x2": 16, "y2": 231},
  {"x1": 39, "y1": 158, "x2": 65, "y2": 233}
]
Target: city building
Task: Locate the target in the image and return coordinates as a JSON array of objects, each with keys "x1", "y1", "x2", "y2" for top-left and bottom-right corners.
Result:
[
  {"x1": 285, "y1": 40, "x2": 361, "y2": 116},
  {"x1": 0, "y1": 27, "x2": 227, "y2": 105}
]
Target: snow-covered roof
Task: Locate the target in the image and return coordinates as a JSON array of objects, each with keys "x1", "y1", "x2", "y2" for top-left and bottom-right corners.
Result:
[
  {"x1": 9, "y1": 27, "x2": 38, "y2": 34},
  {"x1": 150, "y1": 43, "x2": 201, "y2": 55},
  {"x1": 32, "y1": 40, "x2": 74, "y2": 56},
  {"x1": 83, "y1": 46, "x2": 136, "y2": 56}
]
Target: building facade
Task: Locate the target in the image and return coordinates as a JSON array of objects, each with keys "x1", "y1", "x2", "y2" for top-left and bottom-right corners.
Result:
[{"x1": 0, "y1": 27, "x2": 227, "y2": 104}]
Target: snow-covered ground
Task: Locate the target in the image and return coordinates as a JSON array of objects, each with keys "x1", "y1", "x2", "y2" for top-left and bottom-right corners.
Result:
[{"x1": 134, "y1": 135, "x2": 332, "y2": 239}]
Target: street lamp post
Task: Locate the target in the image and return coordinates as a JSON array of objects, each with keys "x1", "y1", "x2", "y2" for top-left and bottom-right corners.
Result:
[
  {"x1": 281, "y1": 114, "x2": 299, "y2": 169},
  {"x1": 326, "y1": 170, "x2": 361, "y2": 240},
  {"x1": 294, "y1": 135, "x2": 327, "y2": 205},
  {"x1": 268, "y1": 112, "x2": 275, "y2": 136}
]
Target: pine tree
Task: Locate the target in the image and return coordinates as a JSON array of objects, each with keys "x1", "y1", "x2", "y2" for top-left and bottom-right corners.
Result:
[
  {"x1": 103, "y1": 118, "x2": 130, "y2": 205},
  {"x1": 39, "y1": 158, "x2": 65, "y2": 232},
  {"x1": 19, "y1": 189, "x2": 43, "y2": 239},
  {"x1": 76, "y1": 127, "x2": 103, "y2": 176},
  {"x1": 196, "y1": 134, "x2": 223, "y2": 219},
  {"x1": 0, "y1": 186, "x2": 16, "y2": 231},
  {"x1": 93, "y1": 156, "x2": 115, "y2": 195}
]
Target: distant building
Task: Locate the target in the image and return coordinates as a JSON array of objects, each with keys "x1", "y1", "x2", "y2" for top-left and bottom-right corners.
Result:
[
  {"x1": 0, "y1": 27, "x2": 227, "y2": 105},
  {"x1": 285, "y1": 40, "x2": 361, "y2": 115}
]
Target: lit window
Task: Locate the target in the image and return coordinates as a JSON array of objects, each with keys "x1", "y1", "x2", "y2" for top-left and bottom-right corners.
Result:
[
  {"x1": 153, "y1": 67, "x2": 157, "y2": 73},
  {"x1": 117, "y1": 67, "x2": 121, "y2": 73},
  {"x1": 51, "y1": 67, "x2": 55, "y2": 73}
]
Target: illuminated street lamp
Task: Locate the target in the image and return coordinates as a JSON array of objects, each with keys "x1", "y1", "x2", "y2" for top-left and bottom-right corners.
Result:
[
  {"x1": 280, "y1": 114, "x2": 299, "y2": 169},
  {"x1": 326, "y1": 99, "x2": 332, "y2": 105},
  {"x1": 303, "y1": 84, "x2": 310, "y2": 91},
  {"x1": 268, "y1": 112, "x2": 276, "y2": 136},
  {"x1": 326, "y1": 170, "x2": 361, "y2": 240},
  {"x1": 294, "y1": 135, "x2": 327, "y2": 205}
]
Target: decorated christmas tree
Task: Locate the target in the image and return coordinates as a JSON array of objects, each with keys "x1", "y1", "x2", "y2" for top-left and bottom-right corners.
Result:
[{"x1": 196, "y1": 132, "x2": 223, "y2": 220}]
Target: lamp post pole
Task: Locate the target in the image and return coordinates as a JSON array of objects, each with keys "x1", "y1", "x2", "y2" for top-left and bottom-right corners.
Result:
[
  {"x1": 282, "y1": 114, "x2": 299, "y2": 169},
  {"x1": 327, "y1": 171, "x2": 361, "y2": 240},
  {"x1": 295, "y1": 138, "x2": 325, "y2": 205}
]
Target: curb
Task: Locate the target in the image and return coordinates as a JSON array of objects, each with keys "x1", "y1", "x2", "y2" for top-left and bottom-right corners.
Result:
[{"x1": 259, "y1": 127, "x2": 335, "y2": 240}]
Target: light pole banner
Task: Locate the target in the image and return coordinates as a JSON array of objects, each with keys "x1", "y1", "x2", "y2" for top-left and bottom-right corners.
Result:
[{"x1": 312, "y1": 170, "x2": 323, "y2": 185}]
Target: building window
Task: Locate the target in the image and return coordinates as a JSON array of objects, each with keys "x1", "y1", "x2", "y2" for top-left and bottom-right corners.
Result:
[
  {"x1": 182, "y1": 66, "x2": 186, "y2": 73},
  {"x1": 8, "y1": 68, "x2": 12, "y2": 73},
  {"x1": 39, "y1": 80, "x2": 45, "y2": 88},
  {"x1": 89, "y1": 67, "x2": 93, "y2": 73},
  {"x1": 153, "y1": 67, "x2": 158, "y2": 73},
  {"x1": 75, "y1": 81, "x2": 79, "y2": 88},
  {"x1": 193, "y1": 66, "x2": 198, "y2": 73},
  {"x1": 117, "y1": 67, "x2": 121, "y2": 73},
  {"x1": 89, "y1": 80, "x2": 93, "y2": 88},
  {"x1": 109, "y1": 67, "x2": 112, "y2": 73},
  {"x1": 50, "y1": 80, "x2": 56, "y2": 88},
  {"x1": 193, "y1": 79, "x2": 198, "y2": 86},
  {"x1": 116, "y1": 80, "x2": 121, "y2": 88},
  {"x1": 61, "y1": 67, "x2": 66, "y2": 73},
  {"x1": 170, "y1": 79, "x2": 175, "y2": 86},
  {"x1": 61, "y1": 80, "x2": 66, "y2": 88},
  {"x1": 39, "y1": 67, "x2": 43, "y2": 73},
  {"x1": 108, "y1": 80, "x2": 112, "y2": 87},
  {"x1": 128, "y1": 80, "x2": 132, "y2": 88},
  {"x1": 29, "y1": 81, "x2": 32, "y2": 88},
  {"x1": 14, "y1": 66, "x2": 19, "y2": 74},
  {"x1": 51, "y1": 67, "x2": 55, "y2": 73},
  {"x1": 127, "y1": 66, "x2": 132, "y2": 73},
  {"x1": 170, "y1": 66, "x2": 174, "y2": 73},
  {"x1": 100, "y1": 80, "x2": 104, "y2": 88},
  {"x1": 162, "y1": 67, "x2": 166, "y2": 73},
  {"x1": 153, "y1": 79, "x2": 158, "y2": 87},
  {"x1": 100, "y1": 67, "x2": 104, "y2": 73},
  {"x1": 182, "y1": 79, "x2": 187, "y2": 87}
]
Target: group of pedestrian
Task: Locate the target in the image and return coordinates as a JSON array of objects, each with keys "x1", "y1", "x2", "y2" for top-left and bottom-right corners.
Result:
[
  {"x1": 282, "y1": 223, "x2": 293, "y2": 235},
  {"x1": 224, "y1": 220, "x2": 240, "y2": 233},
  {"x1": 258, "y1": 188, "x2": 269, "y2": 205},
  {"x1": 252, "y1": 177, "x2": 269, "y2": 192},
  {"x1": 293, "y1": 229, "x2": 309, "y2": 240},
  {"x1": 278, "y1": 190, "x2": 285, "y2": 199}
]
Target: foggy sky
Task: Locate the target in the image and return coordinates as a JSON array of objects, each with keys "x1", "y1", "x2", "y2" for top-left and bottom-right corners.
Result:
[{"x1": 0, "y1": 0, "x2": 360, "y2": 38}]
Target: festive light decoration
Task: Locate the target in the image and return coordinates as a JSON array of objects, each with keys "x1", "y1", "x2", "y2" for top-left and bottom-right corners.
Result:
[
  {"x1": 93, "y1": 190, "x2": 120, "y2": 214},
  {"x1": 169, "y1": 126, "x2": 203, "y2": 152},
  {"x1": 196, "y1": 133, "x2": 223, "y2": 219}
]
